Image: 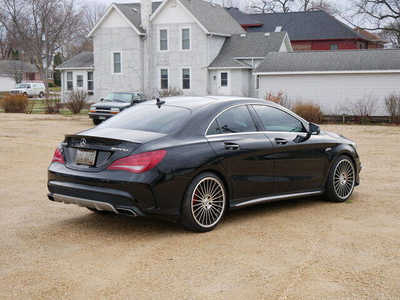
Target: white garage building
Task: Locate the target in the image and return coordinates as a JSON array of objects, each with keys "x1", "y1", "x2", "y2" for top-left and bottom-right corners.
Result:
[{"x1": 254, "y1": 49, "x2": 400, "y2": 116}]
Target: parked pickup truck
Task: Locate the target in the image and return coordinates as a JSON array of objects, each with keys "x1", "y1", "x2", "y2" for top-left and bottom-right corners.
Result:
[{"x1": 89, "y1": 92, "x2": 147, "y2": 125}]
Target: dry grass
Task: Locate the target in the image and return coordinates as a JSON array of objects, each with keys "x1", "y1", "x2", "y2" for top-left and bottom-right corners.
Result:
[{"x1": 0, "y1": 114, "x2": 399, "y2": 299}]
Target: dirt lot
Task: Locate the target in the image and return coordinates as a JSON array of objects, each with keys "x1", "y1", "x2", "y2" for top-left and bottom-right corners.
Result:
[{"x1": 1, "y1": 113, "x2": 399, "y2": 299}]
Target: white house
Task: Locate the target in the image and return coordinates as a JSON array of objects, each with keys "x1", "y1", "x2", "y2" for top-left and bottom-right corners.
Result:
[
  {"x1": 58, "y1": 0, "x2": 400, "y2": 116},
  {"x1": 58, "y1": 0, "x2": 290, "y2": 101}
]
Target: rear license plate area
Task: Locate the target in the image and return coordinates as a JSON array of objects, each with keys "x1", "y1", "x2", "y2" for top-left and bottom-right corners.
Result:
[{"x1": 75, "y1": 149, "x2": 97, "y2": 166}]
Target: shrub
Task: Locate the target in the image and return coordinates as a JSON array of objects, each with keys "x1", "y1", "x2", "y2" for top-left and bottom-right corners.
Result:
[
  {"x1": 266, "y1": 92, "x2": 292, "y2": 109},
  {"x1": 159, "y1": 87, "x2": 183, "y2": 97},
  {"x1": 0, "y1": 94, "x2": 28, "y2": 113},
  {"x1": 385, "y1": 93, "x2": 400, "y2": 124},
  {"x1": 45, "y1": 98, "x2": 62, "y2": 114},
  {"x1": 293, "y1": 102, "x2": 323, "y2": 123},
  {"x1": 25, "y1": 101, "x2": 35, "y2": 114},
  {"x1": 351, "y1": 95, "x2": 377, "y2": 124},
  {"x1": 66, "y1": 91, "x2": 87, "y2": 114},
  {"x1": 48, "y1": 82, "x2": 55, "y2": 88}
]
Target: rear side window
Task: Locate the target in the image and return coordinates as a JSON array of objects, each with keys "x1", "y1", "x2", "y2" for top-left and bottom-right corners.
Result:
[
  {"x1": 213, "y1": 105, "x2": 257, "y2": 134},
  {"x1": 252, "y1": 105, "x2": 305, "y2": 132},
  {"x1": 98, "y1": 104, "x2": 190, "y2": 134},
  {"x1": 207, "y1": 120, "x2": 221, "y2": 135}
]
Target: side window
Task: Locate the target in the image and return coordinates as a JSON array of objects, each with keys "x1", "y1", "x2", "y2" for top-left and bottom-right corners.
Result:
[
  {"x1": 253, "y1": 105, "x2": 305, "y2": 132},
  {"x1": 216, "y1": 106, "x2": 257, "y2": 134},
  {"x1": 67, "y1": 72, "x2": 73, "y2": 90},
  {"x1": 160, "y1": 29, "x2": 168, "y2": 51},
  {"x1": 207, "y1": 119, "x2": 221, "y2": 135}
]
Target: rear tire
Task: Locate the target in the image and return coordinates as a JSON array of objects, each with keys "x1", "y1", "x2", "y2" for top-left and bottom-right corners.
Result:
[
  {"x1": 93, "y1": 119, "x2": 102, "y2": 125},
  {"x1": 181, "y1": 172, "x2": 226, "y2": 232},
  {"x1": 325, "y1": 155, "x2": 356, "y2": 202}
]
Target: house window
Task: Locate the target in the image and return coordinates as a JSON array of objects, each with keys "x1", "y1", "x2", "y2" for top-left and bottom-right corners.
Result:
[
  {"x1": 160, "y1": 29, "x2": 168, "y2": 51},
  {"x1": 88, "y1": 71, "x2": 94, "y2": 92},
  {"x1": 221, "y1": 72, "x2": 228, "y2": 87},
  {"x1": 256, "y1": 75, "x2": 260, "y2": 90},
  {"x1": 77, "y1": 75, "x2": 83, "y2": 88},
  {"x1": 67, "y1": 72, "x2": 73, "y2": 90},
  {"x1": 113, "y1": 52, "x2": 121, "y2": 73},
  {"x1": 182, "y1": 28, "x2": 190, "y2": 50},
  {"x1": 330, "y1": 44, "x2": 338, "y2": 50},
  {"x1": 160, "y1": 68, "x2": 168, "y2": 89},
  {"x1": 182, "y1": 68, "x2": 190, "y2": 90}
]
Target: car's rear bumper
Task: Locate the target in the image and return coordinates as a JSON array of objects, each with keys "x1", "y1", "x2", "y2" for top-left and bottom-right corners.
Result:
[
  {"x1": 47, "y1": 180, "x2": 146, "y2": 216},
  {"x1": 47, "y1": 163, "x2": 184, "y2": 220}
]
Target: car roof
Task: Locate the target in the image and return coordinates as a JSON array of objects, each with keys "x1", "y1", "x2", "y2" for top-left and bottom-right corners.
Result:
[{"x1": 146, "y1": 96, "x2": 272, "y2": 110}]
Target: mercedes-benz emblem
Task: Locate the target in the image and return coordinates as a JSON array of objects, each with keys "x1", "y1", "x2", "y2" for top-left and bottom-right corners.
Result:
[{"x1": 80, "y1": 138, "x2": 87, "y2": 147}]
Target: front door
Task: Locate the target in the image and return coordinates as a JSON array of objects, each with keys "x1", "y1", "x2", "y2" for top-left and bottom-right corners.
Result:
[
  {"x1": 217, "y1": 71, "x2": 231, "y2": 96},
  {"x1": 251, "y1": 104, "x2": 328, "y2": 194}
]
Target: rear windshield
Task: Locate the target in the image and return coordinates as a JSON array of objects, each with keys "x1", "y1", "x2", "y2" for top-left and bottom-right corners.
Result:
[{"x1": 98, "y1": 104, "x2": 190, "y2": 134}]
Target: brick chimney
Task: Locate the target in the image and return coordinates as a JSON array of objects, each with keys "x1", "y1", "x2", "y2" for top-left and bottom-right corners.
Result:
[
  {"x1": 141, "y1": 0, "x2": 153, "y2": 97},
  {"x1": 141, "y1": 0, "x2": 152, "y2": 31}
]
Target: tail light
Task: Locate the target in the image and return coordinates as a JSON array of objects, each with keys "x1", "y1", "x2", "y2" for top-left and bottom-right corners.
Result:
[
  {"x1": 51, "y1": 147, "x2": 65, "y2": 164},
  {"x1": 107, "y1": 150, "x2": 166, "y2": 174}
]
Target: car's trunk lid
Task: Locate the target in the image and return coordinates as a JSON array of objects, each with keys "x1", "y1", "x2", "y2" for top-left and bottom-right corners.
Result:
[{"x1": 63, "y1": 128, "x2": 166, "y2": 172}]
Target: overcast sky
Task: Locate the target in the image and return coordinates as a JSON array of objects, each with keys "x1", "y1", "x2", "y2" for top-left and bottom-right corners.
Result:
[
  {"x1": 87, "y1": 0, "x2": 358, "y2": 27},
  {"x1": 91, "y1": 0, "x2": 353, "y2": 11}
]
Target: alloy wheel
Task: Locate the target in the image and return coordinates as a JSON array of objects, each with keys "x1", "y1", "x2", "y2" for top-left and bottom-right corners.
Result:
[
  {"x1": 333, "y1": 159, "x2": 355, "y2": 200},
  {"x1": 191, "y1": 177, "x2": 225, "y2": 228}
]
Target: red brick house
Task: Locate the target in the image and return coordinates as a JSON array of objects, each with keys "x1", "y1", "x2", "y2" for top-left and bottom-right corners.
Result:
[{"x1": 226, "y1": 9, "x2": 385, "y2": 51}]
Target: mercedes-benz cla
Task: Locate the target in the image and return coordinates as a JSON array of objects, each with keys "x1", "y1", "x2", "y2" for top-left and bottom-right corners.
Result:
[{"x1": 48, "y1": 97, "x2": 361, "y2": 232}]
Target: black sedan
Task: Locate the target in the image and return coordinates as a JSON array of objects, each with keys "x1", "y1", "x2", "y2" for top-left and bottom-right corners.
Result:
[{"x1": 48, "y1": 97, "x2": 361, "y2": 232}]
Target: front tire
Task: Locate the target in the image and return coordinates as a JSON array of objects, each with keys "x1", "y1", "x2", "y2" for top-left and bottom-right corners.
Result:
[
  {"x1": 325, "y1": 155, "x2": 356, "y2": 202},
  {"x1": 93, "y1": 119, "x2": 102, "y2": 125},
  {"x1": 39, "y1": 92, "x2": 44, "y2": 98},
  {"x1": 181, "y1": 172, "x2": 226, "y2": 232}
]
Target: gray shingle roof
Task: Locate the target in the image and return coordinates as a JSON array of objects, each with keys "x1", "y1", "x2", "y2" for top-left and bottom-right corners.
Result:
[
  {"x1": 226, "y1": 9, "x2": 366, "y2": 41},
  {"x1": 178, "y1": 0, "x2": 244, "y2": 35},
  {"x1": 209, "y1": 32, "x2": 286, "y2": 68},
  {"x1": 115, "y1": 2, "x2": 161, "y2": 34},
  {"x1": 255, "y1": 49, "x2": 400, "y2": 73},
  {"x1": 0, "y1": 60, "x2": 38, "y2": 74},
  {"x1": 57, "y1": 52, "x2": 94, "y2": 69}
]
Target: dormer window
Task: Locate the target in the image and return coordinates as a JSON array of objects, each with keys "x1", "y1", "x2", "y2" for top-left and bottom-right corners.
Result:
[
  {"x1": 181, "y1": 28, "x2": 190, "y2": 50},
  {"x1": 160, "y1": 29, "x2": 168, "y2": 51}
]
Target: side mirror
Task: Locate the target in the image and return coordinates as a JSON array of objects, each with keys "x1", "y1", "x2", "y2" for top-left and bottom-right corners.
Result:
[
  {"x1": 309, "y1": 122, "x2": 320, "y2": 135},
  {"x1": 100, "y1": 98, "x2": 104, "y2": 102}
]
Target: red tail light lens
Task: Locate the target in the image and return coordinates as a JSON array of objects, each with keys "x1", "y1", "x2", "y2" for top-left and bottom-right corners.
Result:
[
  {"x1": 51, "y1": 147, "x2": 65, "y2": 164},
  {"x1": 107, "y1": 150, "x2": 166, "y2": 174}
]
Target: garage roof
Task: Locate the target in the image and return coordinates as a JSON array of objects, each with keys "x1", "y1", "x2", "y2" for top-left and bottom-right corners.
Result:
[
  {"x1": 255, "y1": 49, "x2": 400, "y2": 74},
  {"x1": 56, "y1": 52, "x2": 94, "y2": 70}
]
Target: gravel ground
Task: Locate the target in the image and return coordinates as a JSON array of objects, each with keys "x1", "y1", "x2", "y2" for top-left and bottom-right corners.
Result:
[{"x1": 1, "y1": 114, "x2": 399, "y2": 299}]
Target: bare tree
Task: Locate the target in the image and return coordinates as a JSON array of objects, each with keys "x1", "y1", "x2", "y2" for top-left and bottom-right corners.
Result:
[
  {"x1": 381, "y1": 21, "x2": 400, "y2": 47},
  {"x1": 0, "y1": 0, "x2": 83, "y2": 95},
  {"x1": 250, "y1": 0, "x2": 294, "y2": 13},
  {"x1": 351, "y1": 0, "x2": 400, "y2": 35},
  {"x1": 82, "y1": 2, "x2": 106, "y2": 33}
]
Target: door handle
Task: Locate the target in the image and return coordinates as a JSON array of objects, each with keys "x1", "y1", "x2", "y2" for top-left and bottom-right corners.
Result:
[
  {"x1": 224, "y1": 142, "x2": 240, "y2": 150},
  {"x1": 275, "y1": 138, "x2": 288, "y2": 145}
]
